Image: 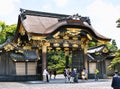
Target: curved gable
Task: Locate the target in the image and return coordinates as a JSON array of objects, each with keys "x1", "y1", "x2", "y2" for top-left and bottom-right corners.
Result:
[{"x1": 16, "y1": 8, "x2": 111, "y2": 42}]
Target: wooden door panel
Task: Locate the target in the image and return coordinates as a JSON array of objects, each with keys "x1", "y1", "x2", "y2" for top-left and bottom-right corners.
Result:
[{"x1": 72, "y1": 49, "x2": 84, "y2": 78}]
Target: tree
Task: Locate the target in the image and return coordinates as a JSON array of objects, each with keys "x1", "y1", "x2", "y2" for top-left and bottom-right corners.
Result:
[
  {"x1": 106, "y1": 39, "x2": 118, "y2": 51},
  {"x1": 109, "y1": 50, "x2": 120, "y2": 72},
  {"x1": 0, "y1": 21, "x2": 16, "y2": 44},
  {"x1": 116, "y1": 18, "x2": 120, "y2": 28},
  {"x1": 47, "y1": 50, "x2": 66, "y2": 74},
  {"x1": 0, "y1": 21, "x2": 6, "y2": 44}
]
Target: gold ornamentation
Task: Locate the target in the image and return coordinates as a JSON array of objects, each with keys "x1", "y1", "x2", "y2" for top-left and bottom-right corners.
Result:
[
  {"x1": 102, "y1": 47, "x2": 108, "y2": 53},
  {"x1": 63, "y1": 41, "x2": 69, "y2": 47},
  {"x1": 72, "y1": 44, "x2": 78, "y2": 47},
  {"x1": 53, "y1": 43, "x2": 60, "y2": 47},
  {"x1": 4, "y1": 44, "x2": 14, "y2": 51}
]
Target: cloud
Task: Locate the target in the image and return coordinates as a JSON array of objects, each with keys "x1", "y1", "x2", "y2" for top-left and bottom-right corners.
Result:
[
  {"x1": 54, "y1": 0, "x2": 69, "y2": 7},
  {"x1": 0, "y1": 0, "x2": 20, "y2": 15},
  {"x1": 85, "y1": 0, "x2": 120, "y2": 48}
]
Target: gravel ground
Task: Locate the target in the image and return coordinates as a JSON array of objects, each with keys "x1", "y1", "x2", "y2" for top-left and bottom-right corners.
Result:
[{"x1": 0, "y1": 75, "x2": 113, "y2": 89}]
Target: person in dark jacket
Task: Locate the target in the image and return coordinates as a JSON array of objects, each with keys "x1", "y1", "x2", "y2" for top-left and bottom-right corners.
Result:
[
  {"x1": 111, "y1": 71, "x2": 120, "y2": 89},
  {"x1": 70, "y1": 69, "x2": 76, "y2": 83},
  {"x1": 70, "y1": 68, "x2": 78, "y2": 83},
  {"x1": 53, "y1": 69, "x2": 57, "y2": 79}
]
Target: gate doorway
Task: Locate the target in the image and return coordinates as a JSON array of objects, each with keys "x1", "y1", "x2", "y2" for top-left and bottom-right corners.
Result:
[
  {"x1": 72, "y1": 49, "x2": 84, "y2": 78},
  {"x1": 46, "y1": 47, "x2": 84, "y2": 78}
]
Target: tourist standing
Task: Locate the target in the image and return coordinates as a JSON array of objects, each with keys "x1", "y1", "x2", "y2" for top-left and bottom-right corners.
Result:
[
  {"x1": 43, "y1": 68, "x2": 49, "y2": 82},
  {"x1": 53, "y1": 69, "x2": 57, "y2": 79},
  {"x1": 64, "y1": 68, "x2": 71, "y2": 83},
  {"x1": 70, "y1": 68, "x2": 77, "y2": 83},
  {"x1": 81, "y1": 68, "x2": 88, "y2": 80},
  {"x1": 111, "y1": 71, "x2": 120, "y2": 89},
  {"x1": 84, "y1": 68, "x2": 88, "y2": 80},
  {"x1": 66, "y1": 68, "x2": 71, "y2": 82},
  {"x1": 94, "y1": 69, "x2": 99, "y2": 81},
  {"x1": 64, "y1": 69, "x2": 67, "y2": 83},
  {"x1": 81, "y1": 70, "x2": 85, "y2": 80},
  {"x1": 73, "y1": 68, "x2": 78, "y2": 83}
]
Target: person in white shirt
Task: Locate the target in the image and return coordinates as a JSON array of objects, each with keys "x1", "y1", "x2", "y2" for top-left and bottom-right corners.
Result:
[{"x1": 43, "y1": 68, "x2": 49, "y2": 82}]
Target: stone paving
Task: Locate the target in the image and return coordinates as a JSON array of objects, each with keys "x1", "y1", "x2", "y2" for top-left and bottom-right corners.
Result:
[{"x1": 0, "y1": 75, "x2": 113, "y2": 89}]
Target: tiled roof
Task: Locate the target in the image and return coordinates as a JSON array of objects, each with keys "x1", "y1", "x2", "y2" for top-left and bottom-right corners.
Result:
[
  {"x1": 87, "y1": 45, "x2": 110, "y2": 61},
  {"x1": 10, "y1": 50, "x2": 38, "y2": 62},
  {"x1": 87, "y1": 45, "x2": 106, "y2": 54}
]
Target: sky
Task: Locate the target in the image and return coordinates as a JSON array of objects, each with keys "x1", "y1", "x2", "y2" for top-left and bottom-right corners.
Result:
[{"x1": 0, "y1": 0, "x2": 120, "y2": 48}]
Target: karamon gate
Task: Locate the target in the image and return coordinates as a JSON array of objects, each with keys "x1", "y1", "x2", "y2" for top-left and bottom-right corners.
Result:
[
  {"x1": 14, "y1": 9, "x2": 111, "y2": 78},
  {"x1": 0, "y1": 8, "x2": 111, "y2": 81}
]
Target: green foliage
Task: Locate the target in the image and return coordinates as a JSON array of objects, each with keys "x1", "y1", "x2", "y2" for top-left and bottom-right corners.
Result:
[
  {"x1": 47, "y1": 50, "x2": 66, "y2": 74},
  {"x1": 109, "y1": 50, "x2": 120, "y2": 71},
  {"x1": 106, "y1": 40, "x2": 118, "y2": 51},
  {"x1": 0, "y1": 21, "x2": 16, "y2": 44},
  {"x1": 116, "y1": 18, "x2": 120, "y2": 28},
  {"x1": 88, "y1": 39, "x2": 118, "y2": 52},
  {"x1": 0, "y1": 34, "x2": 6, "y2": 44},
  {"x1": 88, "y1": 41, "x2": 96, "y2": 47},
  {"x1": 0, "y1": 21, "x2": 6, "y2": 32},
  {"x1": 107, "y1": 40, "x2": 119, "y2": 71}
]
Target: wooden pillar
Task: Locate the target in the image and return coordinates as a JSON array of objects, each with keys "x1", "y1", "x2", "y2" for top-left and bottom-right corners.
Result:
[
  {"x1": 65, "y1": 56, "x2": 69, "y2": 68},
  {"x1": 65, "y1": 50, "x2": 69, "y2": 68},
  {"x1": 25, "y1": 61, "x2": 28, "y2": 75},
  {"x1": 84, "y1": 44, "x2": 88, "y2": 70},
  {"x1": 42, "y1": 45, "x2": 47, "y2": 71},
  {"x1": 81, "y1": 38, "x2": 89, "y2": 70}
]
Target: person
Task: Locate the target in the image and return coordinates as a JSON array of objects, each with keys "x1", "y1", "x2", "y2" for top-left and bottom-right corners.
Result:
[
  {"x1": 94, "y1": 69, "x2": 99, "y2": 81},
  {"x1": 63, "y1": 69, "x2": 67, "y2": 83},
  {"x1": 70, "y1": 68, "x2": 77, "y2": 83},
  {"x1": 81, "y1": 69, "x2": 85, "y2": 80},
  {"x1": 82, "y1": 68, "x2": 88, "y2": 80},
  {"x1": 84, "y1": 68, "x2": 88, "y2": 80},
  {"x1": 66, "y1": 68, "x2": 71, "y2": 82},
  {"x1": 73, "y1": 68, "x2": 78, "y2": 83},
  {"x1": 43, "y1": 68, "x2": 49, "y2": 82},
  {"x1": 53, "y1": 69, "x2": 57, "y2": 79},
  {"x1": 64, "y1": 68, "x2": 71, "y2": 83},
  {"x1": 111, "y1": 71, "x2": 120, "y2": 89}
]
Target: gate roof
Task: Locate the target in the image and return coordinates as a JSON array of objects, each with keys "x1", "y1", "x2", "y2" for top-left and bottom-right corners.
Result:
[{"x1": 14, "y1": 8, "x2": 111, "y2": 42}]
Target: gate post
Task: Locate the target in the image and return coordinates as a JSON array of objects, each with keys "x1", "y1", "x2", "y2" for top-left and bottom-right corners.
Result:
[
  {"x1": 42, "y1": 45, "x2": 47, "y2": 72},
  {"x1": 83, "y1": 42, "x2": 88, "y2": 71},
  {"x1": 65, "y1": 50, "x2": 69, "y2": 68},
  {"x1": 81, "y1": 38, "x2": 89, "y2": 71}
]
